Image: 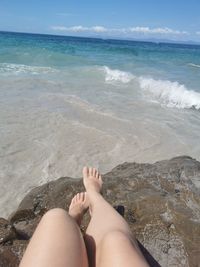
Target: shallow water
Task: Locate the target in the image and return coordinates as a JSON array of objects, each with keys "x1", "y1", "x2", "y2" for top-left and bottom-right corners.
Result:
[{"x1": 1, "y1": 31, "x2": 200, "y2": 217}]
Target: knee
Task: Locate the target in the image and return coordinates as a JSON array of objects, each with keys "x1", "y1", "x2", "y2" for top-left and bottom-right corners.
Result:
[
  {"x1": 42, "y1": 208, "x2": 70, "y2": 221},
  {"x1": 100, "y1": 230, "x2": 139, "y2": 255},
  {"x1": 41, "y1": 208, "x2": 79, "y2": 228},
  {"x1": 101, "y1": 230, "x2": 131, "y2": 246}
]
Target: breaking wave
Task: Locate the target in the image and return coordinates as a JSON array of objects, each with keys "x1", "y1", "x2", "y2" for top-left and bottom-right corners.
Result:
[
  {"x1": 188, "y1": 63, "x2": 200, "y2": 68},
  {"x1": 102, "y1": 66, "x2": 200, "y2": 110},
  {"x1": 102, "y1": 66, "x2": 134, "y2": 83},
  {"x1": 139, "y1": 77, "x2": 200, "y2": 110}
]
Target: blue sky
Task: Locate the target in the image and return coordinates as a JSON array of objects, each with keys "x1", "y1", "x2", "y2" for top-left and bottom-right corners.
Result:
[{"x1": 1, "y1": 0, "x2": 200, "y2": 42}]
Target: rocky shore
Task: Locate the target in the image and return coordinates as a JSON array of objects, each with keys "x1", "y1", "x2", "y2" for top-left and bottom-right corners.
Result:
[{"x1": 0, "y1": 156, "x2": 200, "y2": 267}]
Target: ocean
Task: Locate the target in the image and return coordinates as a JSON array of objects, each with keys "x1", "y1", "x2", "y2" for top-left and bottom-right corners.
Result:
[{"x1": 1, "y1": 31, "x2": 200, "y2": 217}]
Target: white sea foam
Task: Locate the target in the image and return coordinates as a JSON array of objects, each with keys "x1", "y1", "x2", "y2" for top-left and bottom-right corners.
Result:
[
  {"x1": 139, "y1": 77, "x2": 200, "y2": 110},
  {"x1": 101, "y1": 66, "x2": 200, "y2": 110},
  {"x1": 102, "y1": 66, "x2": 134, "y2": 83},
  {"x1": 188, "y1": 63, "x2": 200, "y2": 68},
  {"x1": 0, "y1": 63, "x2": 56, "y2": 75}
]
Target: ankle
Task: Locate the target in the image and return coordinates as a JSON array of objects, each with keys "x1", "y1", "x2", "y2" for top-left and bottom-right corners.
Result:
[
  {"x1": 87, "y1": 191, "x2": 103, "y2": 209},
  {"x1": 87, "y1": 189, "x2": 101, "y2": 199}
]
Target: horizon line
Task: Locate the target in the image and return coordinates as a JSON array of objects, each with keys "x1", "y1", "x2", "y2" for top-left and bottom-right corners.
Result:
[{"x1": 1, "y1": 29, "x2": 200, "y2": 46}]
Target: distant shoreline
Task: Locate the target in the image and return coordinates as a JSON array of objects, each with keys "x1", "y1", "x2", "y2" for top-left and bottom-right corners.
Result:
[{"x1": 1, "y1": 30, "x2": 200, "y2": 47}]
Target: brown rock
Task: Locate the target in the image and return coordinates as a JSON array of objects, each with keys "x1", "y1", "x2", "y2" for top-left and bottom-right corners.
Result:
[
  {"x1": 0, "y1": 218, "x2": 17, "y2": 245},
  {"x1": 0, "y1": 248, "x2": 19, "y2": 267},
  {"x1": 0, "y1": 156, "x2": 200, "y2": 267}
]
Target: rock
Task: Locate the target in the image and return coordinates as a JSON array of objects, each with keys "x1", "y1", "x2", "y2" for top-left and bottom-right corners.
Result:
[
  {"x1": 0, "y1": 248, "x2": 19, "y2": 267},
  {"x1": 0, "y1": 218, "x2": 17, "y2": 245},
  {"x1": 9, "y1": 209, "x2": 36, "y2": 224},
  {"x1": 0, "y1": 156, "x2": 199, "y2": 267}
]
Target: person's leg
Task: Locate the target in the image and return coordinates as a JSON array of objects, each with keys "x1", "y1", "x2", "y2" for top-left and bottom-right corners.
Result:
[
  {"x1": 83, "y1": 167, "x2": 149, "y2": 267},
  {"x1": 20, "y1": 203, "x2": 88, "y2": 267}
]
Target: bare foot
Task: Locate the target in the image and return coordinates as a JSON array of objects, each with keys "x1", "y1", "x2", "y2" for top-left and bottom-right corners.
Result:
[
  {"x1": 83, "y1": 167, "x2": 103, "y2": 194},
  {"x1": 69, "y1": 192, "x2": 88, "y2": 226}
]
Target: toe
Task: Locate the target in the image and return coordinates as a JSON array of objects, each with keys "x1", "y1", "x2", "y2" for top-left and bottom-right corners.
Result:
[
  {"x1": 76, "y1": 193, "x2": 79, "y2": 202},
  {"x1": 92, "y1": 168, "x2": 96, "y2": 177},
  {"x1": 80, "y1": 192, "x2": 84, "y2": 201},
  {"x1": 71, "y1": 195, "x2": 76, "y2": 204},
  {"x1": 83, "y1": 166, "x2": 89, "y2": 178},
  {"x1": 89, "y1": 167, "x2": 92, "y2": 176}
]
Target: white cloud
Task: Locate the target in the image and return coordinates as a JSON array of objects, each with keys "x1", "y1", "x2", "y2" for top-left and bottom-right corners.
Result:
[
  {"x1": 51, "y1": 25, "x2": 188, "y2": 36},
  {"x1": 51, "y1": 25, "x2": 87, "y2": 31},
  {"x1": 91, "y1": 26, "x2": 107, "y2": 33},
  {"x1": 51, "y1": 25, "x2": 107, "y2": 33},
  {"x1": 129, "y1": 27, "x2": 187, "y2": 35},
  {"x1": 67, "y1": 26, "x2": 88, "y2": 32},
  {"x1": 196, "y1": 31, "x2": 200, "y2": 35}
]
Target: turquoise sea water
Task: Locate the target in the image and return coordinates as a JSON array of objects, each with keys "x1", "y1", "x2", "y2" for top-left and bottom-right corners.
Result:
[{"x1": 1, "y1": 31, "x2": 200, "y2": 217}]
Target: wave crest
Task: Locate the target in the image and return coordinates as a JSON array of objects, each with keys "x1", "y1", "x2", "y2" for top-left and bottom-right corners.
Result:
[
  {"x1": 101, "y1": 66, "x2": 200, "y2": 110},
  {"x1": 139, "y1": 77, "x2": 200, "y2": 110},
  {"x1": 188, "y1": 63, "x2": 200, "y2": 68},
  {"x1": 102, "y1": 66, "x2": 134, "y2": 83}
]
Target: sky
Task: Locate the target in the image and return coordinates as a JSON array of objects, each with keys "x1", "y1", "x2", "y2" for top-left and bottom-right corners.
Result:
[{"x1": 0, "y1": 0, "x2": 200, "y2": 42}]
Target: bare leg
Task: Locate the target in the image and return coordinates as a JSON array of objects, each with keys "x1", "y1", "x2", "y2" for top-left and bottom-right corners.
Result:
[
  {"x1": 20, "y1": 207, "x2": 88, "y2": 267},
  {"x1": 83, "y1": 167, "x2": 149, "y2": 267}
]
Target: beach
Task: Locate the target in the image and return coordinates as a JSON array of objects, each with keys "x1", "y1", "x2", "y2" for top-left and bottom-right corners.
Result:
[{"x1": 1, "y1": 31, "x2": 200, "y2": 218}]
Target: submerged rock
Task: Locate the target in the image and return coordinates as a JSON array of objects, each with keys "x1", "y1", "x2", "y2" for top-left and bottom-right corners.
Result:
[{"x1": 0, "y1": 156, "x2": 199, "y2": 266}]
